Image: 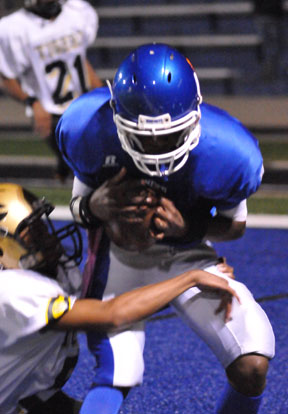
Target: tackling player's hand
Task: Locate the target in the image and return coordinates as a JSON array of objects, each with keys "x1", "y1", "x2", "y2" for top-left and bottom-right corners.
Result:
[
  {"x1": 215, "y1": 292, "x2": 236, "y2": 323},
  {"x1": 195, "y1": 270, "x2": 240, "y2": 323},
  {"x1": 216, "y1": 257, "x2": 235, "y2": 279},
  {"x1": 215, "y1": 257, "x2": 236, "y2": 321}
]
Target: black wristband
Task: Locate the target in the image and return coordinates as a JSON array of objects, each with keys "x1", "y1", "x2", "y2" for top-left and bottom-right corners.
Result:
[
  {"x1": 24, "y1": 96, "x2": 38, "y2": 107},
  {"x1": 75, "y1": 193, "x2": 103, "y2": 228}
]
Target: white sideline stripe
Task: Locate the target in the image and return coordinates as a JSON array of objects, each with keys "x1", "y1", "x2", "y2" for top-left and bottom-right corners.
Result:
[
  {"x1": 246, "y1": 214, "x2": 288, "y2": 229},
  {"x1": 51, "y1": 207, "x2": 288, "y2": 229}
]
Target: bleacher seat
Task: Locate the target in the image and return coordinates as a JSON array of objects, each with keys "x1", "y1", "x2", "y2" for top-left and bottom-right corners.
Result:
[
  {"x1": 1, "y1": 1, "x2": 287, "y2": 95},
  {"x1": 89, "y1": 1, "x2": 288, "y2": 95}
]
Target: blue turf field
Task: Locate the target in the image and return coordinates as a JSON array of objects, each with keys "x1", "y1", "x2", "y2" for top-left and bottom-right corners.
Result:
[{"x1": 61, "y1": 226, "x2": 288, "y2": 413}]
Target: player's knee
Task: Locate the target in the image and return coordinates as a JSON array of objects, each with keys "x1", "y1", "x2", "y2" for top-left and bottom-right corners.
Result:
[{"x1": 226, "y1": 354, "x2": 269, "y2": 396}]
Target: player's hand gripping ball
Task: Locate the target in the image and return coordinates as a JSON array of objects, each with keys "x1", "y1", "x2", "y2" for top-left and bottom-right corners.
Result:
[{"x1": 104, "y1": 187, "x2": 162, "y2": 251}]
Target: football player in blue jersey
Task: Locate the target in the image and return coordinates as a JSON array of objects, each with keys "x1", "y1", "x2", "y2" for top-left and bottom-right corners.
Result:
[{"x1": 56, "y1": 43, "x2": 275, "y2": 414}]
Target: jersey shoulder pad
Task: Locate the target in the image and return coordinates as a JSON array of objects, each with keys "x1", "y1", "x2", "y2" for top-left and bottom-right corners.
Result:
[
  {"x1": 193, "y1": 102, "x2": 263, "y2": 207},
  {"x1": 59, "y1": 87, "x2": 111, "y2": 136},
  {"x1": 56, "y1": 87, "x2": 115, "y2": 185},
  {"x1": 0, "y1": 10, "x2": 29, "y2": 37}
]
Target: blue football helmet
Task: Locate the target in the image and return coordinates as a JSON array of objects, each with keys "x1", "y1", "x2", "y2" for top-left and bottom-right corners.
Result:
[{"x1": 109, "y1": 43, "x2": 202, "y2": 177}]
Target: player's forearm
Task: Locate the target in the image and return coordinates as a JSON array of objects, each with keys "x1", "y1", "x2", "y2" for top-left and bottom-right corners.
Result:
[
  {"x1": 55, "y1": 269, "x2": 206, "y2": 331},
  {"x1": 205, "y1": 215, "x2": 246, "y2": 242},
  {"x1": 1, "y1": 76, "x2": 29, "y2": 102},
  {"x1": 102, "y1": 270, "x2": 205, "y2": 328}
]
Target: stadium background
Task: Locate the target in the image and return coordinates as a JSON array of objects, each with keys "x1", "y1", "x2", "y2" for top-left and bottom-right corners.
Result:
[{"x1": 1, "y1": 1, "x2": 288, "y2": 412}]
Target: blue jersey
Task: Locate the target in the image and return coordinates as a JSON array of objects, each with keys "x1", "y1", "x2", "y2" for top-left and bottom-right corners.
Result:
[{"x1": 57, "y1": 86, "x2": 263, "y2": 215}]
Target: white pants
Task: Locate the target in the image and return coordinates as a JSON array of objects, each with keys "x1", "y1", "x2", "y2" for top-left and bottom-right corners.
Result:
[{"x1": 88, "y1": 242, "x2": 275, "y2": 387}]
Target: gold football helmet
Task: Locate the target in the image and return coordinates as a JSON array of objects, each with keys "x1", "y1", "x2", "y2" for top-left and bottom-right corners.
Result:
[{"x1": 0, "y1": 183, "x2": 82, "y2": 276}]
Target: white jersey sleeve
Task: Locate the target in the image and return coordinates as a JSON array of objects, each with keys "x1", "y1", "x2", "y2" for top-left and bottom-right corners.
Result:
[
  {"x1": 0, "y1": 12, "x2": 31, "y2": 79},
  {"x1": 72, "y1": 175, "x2": 93, "y2": 197},
  {"x1": 0, "y1": 0, "x2": 99, "y2": 114},
  {"x1": 218, "y1": 199, "x2": 248, "y2": 221},
  {"x1": 0, "y1": 269, "x2": 77, "y2": 347},
  {"x1": 0, "y1": 269, "x2": 80, "y2": 413}
]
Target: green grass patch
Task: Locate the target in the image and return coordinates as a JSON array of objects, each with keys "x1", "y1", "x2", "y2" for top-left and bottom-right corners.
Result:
[
  {"x1": 247, "y1": 196, "x2": 288, "y2": 215},
  {"x1": 0, "y1": 138, "x2": 54, "y2": 157},
  {"x1": 259, "y1": 141, "x2": 288, "y2": 161},
  {"x1": 26, "y1": 186, "x2": 72, "y2": 205},
  {"x1": 26, "y1": 185, "x2": 288, "y2": 216},
  {"x1": 1, "y1": 132, "x2": 288, "y2": 161}
]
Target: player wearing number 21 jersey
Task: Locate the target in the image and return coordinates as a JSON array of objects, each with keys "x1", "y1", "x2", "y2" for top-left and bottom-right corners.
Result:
[
  {"x1": 0, "y1": 0, "x2": 102, "y2": 180},
  {"x1": 0, "y1": 0, "x2": 98, "y2": 114}
]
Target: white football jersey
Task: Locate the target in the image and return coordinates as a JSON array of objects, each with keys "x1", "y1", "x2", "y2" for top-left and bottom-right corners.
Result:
[
  {"x1": 0, "y1": 266, "x2": 82, "y2": 414},
  {"x1": 0, "y1": 0, "x2": 98, "y2": 114}
]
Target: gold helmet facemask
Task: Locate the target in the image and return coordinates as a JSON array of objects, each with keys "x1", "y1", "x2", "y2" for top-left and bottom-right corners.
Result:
[{"x1": 0, "y1": 183, "x2": 82, "y2": 276}]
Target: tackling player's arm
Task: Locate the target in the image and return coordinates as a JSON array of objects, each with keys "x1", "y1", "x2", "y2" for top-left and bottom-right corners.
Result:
[{"x1": 54, "y1": 268, "x2": 240, "y2": 331}]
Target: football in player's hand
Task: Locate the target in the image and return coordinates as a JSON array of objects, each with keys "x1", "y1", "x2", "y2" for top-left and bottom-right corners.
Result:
[
  {"x1": 104, "y1": 181, "x2": 164, "y2": 252},
  {"x1": 105, "y1": 204, "x2": 161, "y2": 251}
]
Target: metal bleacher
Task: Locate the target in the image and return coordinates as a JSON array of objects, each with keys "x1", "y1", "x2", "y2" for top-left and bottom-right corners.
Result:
[
  {"x1": 91, "y1": 0, "x2": 288, "y2": 95},
  {"x1": 89, "y1": 1, "x2": 262, "y2": 95},
  {"x1": 1, "y1": 0, "x2": 287, "y2": 95}
]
